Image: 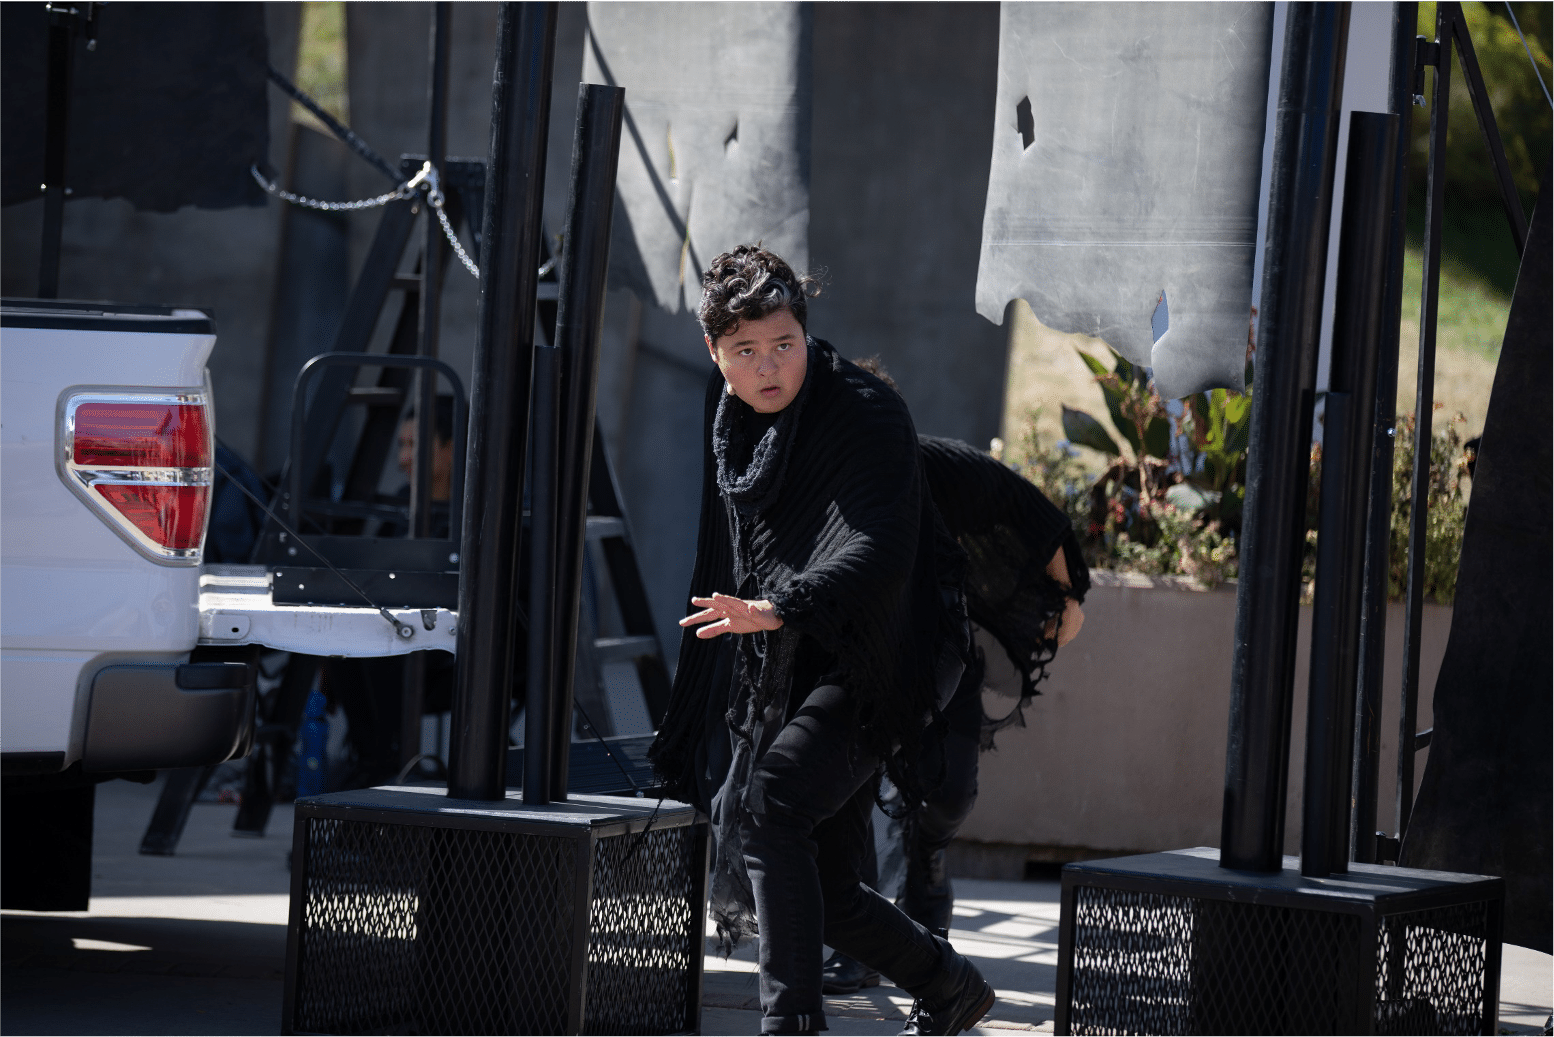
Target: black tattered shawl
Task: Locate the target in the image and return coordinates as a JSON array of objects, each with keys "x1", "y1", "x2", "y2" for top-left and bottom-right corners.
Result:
[
  {"x1": 917, "y1": 435, "x2": 1089, "y2": 736},
  {"x1": 648, "y1": 340, "x2": 954, "y2": 807}
]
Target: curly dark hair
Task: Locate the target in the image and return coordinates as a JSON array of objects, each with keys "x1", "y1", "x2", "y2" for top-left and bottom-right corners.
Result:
[{"x1": 697, "y1": 244, "x2": 821, "y2": 342}]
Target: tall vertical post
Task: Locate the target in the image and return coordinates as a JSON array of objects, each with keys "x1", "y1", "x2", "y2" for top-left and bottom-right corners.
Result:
[
  {"x1": 449, "y1": 2, "x2": 556, "y2": 802},
  {"x1": 412, "y1": 1, "x2": 452, "y2": 539},
  {"x1": 401, "y1": 1, "x2": 453, "y2": 773},
  {"x1": 524, "y1": 342, "x2": 560, "y2": 804},
  {"x1": 1221, "y1": 2, "x2": 1350, "y2": 873},
  {"x1": 1351, "y1": 2, "x2": 1417, "y2": 865},
  {"x1": 1301, "y1": 112, "x2": 1399, "y2": 878},
  {"x1": 1397, "y1": 2, "x2": 1452, "y2": 844},
  {"x1": 546, "y1": 85, "x2": 626, "y2": 798}
]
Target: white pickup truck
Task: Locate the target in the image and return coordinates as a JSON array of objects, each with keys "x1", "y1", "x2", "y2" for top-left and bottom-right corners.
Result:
[{"x1": 0, "y1": 298, "x2": 455, "y2": 908}]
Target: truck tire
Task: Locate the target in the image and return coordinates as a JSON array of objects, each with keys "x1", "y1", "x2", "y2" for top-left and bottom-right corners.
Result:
[{"x1": 1, "y1": 782, "x2": 94, "y2": 910}]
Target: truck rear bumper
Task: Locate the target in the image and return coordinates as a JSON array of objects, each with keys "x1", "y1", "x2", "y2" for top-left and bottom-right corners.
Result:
[
  {"x1": 82, "y1": 658, "x2": 256, "y2": 772},
  {"x1": 198, "y1": 565, "x2": 457, "y2": 658}
]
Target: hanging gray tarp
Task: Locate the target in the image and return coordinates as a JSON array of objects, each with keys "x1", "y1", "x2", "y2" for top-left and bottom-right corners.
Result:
[
  {"x1": 583, "y1": 3, "x2": 811, "y2": 314},
  {"x1": 975, "y1": 3, "x2": 1274, "y2": 400}
]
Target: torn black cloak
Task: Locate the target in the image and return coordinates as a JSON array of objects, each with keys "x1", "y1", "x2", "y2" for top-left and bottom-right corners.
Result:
[{"x1": 917, "y1": 436, "x2": 1090, "y2": 742}]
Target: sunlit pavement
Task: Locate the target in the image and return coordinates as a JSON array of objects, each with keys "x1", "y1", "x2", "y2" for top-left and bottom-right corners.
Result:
[
  {"x1": 703, "y1": 882, "x2": 1060, "y2": 1033},
  {"x1": 4, "y1": 776, "x2": 1548, "y2": 1035}
]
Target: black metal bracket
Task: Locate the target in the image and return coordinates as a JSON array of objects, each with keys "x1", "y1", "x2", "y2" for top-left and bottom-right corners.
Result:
[{"x1": 1415, "y1": 35, "x2": 1441, "y2": 78}]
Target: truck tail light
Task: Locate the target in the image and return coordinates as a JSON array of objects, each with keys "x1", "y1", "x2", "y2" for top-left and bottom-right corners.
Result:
[
  {"x1": 93, "y1": 484, "x2": 211, "y2": 550},
  {"x1": 61, "y1": 392, "x2": 214, "y2": 564},
  {"x1": 72, "y1": 401, "x2": 211, "y2": 469}
]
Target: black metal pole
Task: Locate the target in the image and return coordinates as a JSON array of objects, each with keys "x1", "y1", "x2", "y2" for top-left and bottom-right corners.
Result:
[
  {"x1": 1397, "y1": 1, "x2": 1451, "y2": 846},
  {"x1": 524, "y1": 342, "x2": 560, "y2": 804},
  {"x1": 1221, "y1": 2, "x2": 1350, "y2": 873},
  {"x1": 1301, "y1": 111, "x2": 1400, "y2": 879},
  {"x1": 401, "y1": 2, "x2": 453, "y2": 774},
  {"x1": 449, "y1": 2, "x2": 556, "y2": 802},
  {"x1": 38, "y1": 7, "x2": 76, "y2": 299},
  {"x1": 413, "y1": 1, "x2": 452, "y2": 540},
  {"x1": 546, "y1": 84, "x2": 626, "y2": 798},
  {"x1": 1352, "y1": 2, "x2": 1417, "y2": 866}
]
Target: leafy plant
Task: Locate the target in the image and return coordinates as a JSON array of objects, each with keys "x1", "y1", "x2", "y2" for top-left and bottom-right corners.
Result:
[
  {"x1": 1044, "y1": 351, "x2": 1249, "y2": 584},
  {"x1": 1388, "y1": 408, "x2": 1471, "y2": 605},
  {"x1": 1181, "y1": 388, "x2": 1252, "y2": 531},
  {"x1": 1019, "y1": 348, "x2": 1253, "y2": 586},
  {"x1": 1009, "y1": 349, "x2": 1470, "y2": 602},
  {"x1": 1013, "y1": 408, "x2": 1092, "y2": 539},
  {"x1": 1300, "y1": 409, "x2": 1470, "y2": 606}
]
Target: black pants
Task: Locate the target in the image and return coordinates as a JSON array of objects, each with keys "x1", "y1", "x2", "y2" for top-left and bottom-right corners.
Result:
[
  {"x1": 900, "y1": 672, "x2": 981, "y2": 932},
  {"x1": 861, "y1": 663, "x2": 982, "y2": 931},
  {"x1": 741, "y1": 684, "x2": 947, "y2": 1033},
  {"x1": 917, "y1": 667, "x2": 982, "y2": 855}
]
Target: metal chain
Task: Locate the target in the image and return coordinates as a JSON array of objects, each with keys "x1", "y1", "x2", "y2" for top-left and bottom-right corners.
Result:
[
  {"x1": 249, "y1": 161, "x2": 432, "y2": 212},
  {"x1": 425, "y1": 168, "x2": 481, "y2": 279},
  {"x1": 253, "y1": 160, "x2": 481, "y2": 279}
]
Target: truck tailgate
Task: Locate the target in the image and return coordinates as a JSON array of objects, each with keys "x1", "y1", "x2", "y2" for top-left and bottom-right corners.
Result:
[{"x1": 199, "y1": 565, "x2": 457, "y2": 657}]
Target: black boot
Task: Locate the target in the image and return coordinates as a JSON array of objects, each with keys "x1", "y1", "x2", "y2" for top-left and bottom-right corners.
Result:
[
  {"x1": 899, "y1": 932, "x2": 994, "y2": 1036},
  {"x1": 901, "y1": 843, "x2": 955, "y2": 934},
  {"x1": 821, "y1": 949, "x2": 881, "y2": 993}
]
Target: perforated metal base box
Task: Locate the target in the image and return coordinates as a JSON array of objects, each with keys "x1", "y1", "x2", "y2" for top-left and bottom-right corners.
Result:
[
  {"x1": 281, "y1": 786, "x2": 709, "y2": 1035},
  {"x1": 1055, "y1": 847, "x2": 1504, "y2": 1036}
]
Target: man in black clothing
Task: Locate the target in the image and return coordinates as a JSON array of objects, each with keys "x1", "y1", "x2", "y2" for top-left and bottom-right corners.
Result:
[{"x1": 649, "y1": 245, "x2": 995, "y2": 1035}]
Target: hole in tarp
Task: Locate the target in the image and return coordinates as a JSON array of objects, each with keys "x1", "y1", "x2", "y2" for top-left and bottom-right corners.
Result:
[
  {"x1": 724, "y1": 121, "x2": 738, "y2": 151},
  {"x1": 1016, "y1": 96, "x2": 1035, "y2": 150},
  {"x1": 1151, "y1": 290, "x2": 1169, "y2": 343}
]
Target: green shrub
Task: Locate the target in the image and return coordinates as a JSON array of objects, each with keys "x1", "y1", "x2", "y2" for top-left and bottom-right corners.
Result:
[
  {"x1": 1007, "y1": 351, "x2": 1471, "y2": 603},
  {"x1": 1389, "y1": 409, "x2": 1471, "y2": 605}
]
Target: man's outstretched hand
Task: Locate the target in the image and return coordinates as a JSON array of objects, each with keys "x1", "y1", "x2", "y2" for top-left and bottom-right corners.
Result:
[{"x1": 680, "y1": 592, "x2": 784, "y2": 639}]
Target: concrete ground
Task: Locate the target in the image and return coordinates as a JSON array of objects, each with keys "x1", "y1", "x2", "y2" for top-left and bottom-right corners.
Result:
[{"x1": 4, "y1": 775, "x2": 1548, "y2": 1035}]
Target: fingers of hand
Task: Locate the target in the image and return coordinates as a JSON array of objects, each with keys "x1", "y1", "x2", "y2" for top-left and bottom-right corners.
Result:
[
  {"x1": 709, "y1": 592, "x2": 748, "y2": 615},
  {"x1": 1053, "y1": 602, "x2": 1084, "y2": 647},
  {"x1": 694, "y1": 617, "x2": 732, "y2": 639},
  {"x1": 679, "y1": 606, "x2": 720, "y2": 627}
]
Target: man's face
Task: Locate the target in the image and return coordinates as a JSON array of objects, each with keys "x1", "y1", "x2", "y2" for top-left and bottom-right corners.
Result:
[
  {"x1": 706, "y1": 308, "x2": 808, "y2": 414},
  {"x1": 398, "y1": 419, "x2": 454, "y2": 502}
]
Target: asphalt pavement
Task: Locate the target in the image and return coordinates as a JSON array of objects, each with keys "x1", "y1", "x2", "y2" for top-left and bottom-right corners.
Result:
[{"x1": 3, "y1": 775, "x2": 1548, "y2": 1035}]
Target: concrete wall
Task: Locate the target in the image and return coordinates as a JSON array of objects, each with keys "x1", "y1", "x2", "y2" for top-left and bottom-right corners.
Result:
[
  {"x1": 951, "y1": 572, "x2": 1448, "y2": 877},
  {"x1": 0, "y1": 5, "x2": 302, "y2": 463},
  {"x1": 808, "y1": 2, "x2": 1007, "y2": 447}
]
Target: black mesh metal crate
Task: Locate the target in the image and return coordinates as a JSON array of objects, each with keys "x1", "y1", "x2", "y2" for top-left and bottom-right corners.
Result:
[
  {"x1": 281, "y1": 786, "x2": 709, "y2": 1035},
  {"x1": 1055, "y1": 847, "x2": 1504, "y2": 1036}
]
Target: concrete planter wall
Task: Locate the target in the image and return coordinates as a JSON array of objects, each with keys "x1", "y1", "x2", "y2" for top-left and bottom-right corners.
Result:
[{"x1": 951, "y1": 569, "x2": 1451, "y2": 878}]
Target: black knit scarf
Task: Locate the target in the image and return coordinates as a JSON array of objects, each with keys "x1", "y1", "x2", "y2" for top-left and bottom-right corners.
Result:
[{"x1": 713, "y1": 339, "x2": 814, "y2": 521}]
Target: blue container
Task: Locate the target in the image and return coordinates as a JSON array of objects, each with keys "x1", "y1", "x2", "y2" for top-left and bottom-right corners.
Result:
[{"x1": 296, "y1": 689, "x2": 329, "y2": 798}]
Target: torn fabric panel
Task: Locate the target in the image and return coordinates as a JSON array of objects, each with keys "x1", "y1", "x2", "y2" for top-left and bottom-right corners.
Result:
[
  {"x1": 975, "y1": 3, "x2": 1274, "y2": 399},
  {"x1": 584, "y1": 3, "x2": 811, "y2": 314}
]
